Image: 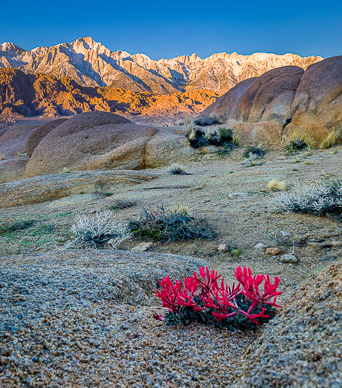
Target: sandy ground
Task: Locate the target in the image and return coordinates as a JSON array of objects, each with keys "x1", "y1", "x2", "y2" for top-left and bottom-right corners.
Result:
[{"x1": 1, "y1": 146, "x2": 341, "y2": 386}]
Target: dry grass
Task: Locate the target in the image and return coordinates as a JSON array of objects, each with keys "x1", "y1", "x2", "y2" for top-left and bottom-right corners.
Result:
[
  {"x1": 69, "y1": 211, "x2": 131, "y2": 249},
  {"x1": 268, "y1": 179, "x2": 287, "y2": 192},
  {"x1": 233, "y1": 132, "x2": 241, "y2": 146},
  {"x1": 284, "y1": 129, "x2": 318, "y2": 149},
  {"x1": 320, "y1": 130, "x2": 342, "y2": 149}
]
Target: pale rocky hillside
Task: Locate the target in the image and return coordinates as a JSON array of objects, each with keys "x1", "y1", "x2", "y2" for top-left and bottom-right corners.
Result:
[{"x1": 0, "y1": 37, "x2": 322, "y2": 94}]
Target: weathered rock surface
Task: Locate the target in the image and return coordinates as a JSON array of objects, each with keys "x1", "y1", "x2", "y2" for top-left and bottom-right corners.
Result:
[
  {"x1": 202, "y1": 56, "x2": 342, "y2": 145},
  {"x1": 0, "y1": 157, "x2": 29, "y2": 184},
  {"x1": 26, "y1": 118, "x2": 67, "y2": 156},
  {"x1": 0, "y1": 249, "x2": 205, "y2": 307},
  {"x1": 232, "y1": 261, "x2": 342, "y2": 387},
  {"x1": 0, "y1": 123, "x2": 37, "y2": 157},
  {"x1": 284, "y1": 56, "x2": 342, "y2": 142},
  {"x1": 24, "y1": 112, "x2": 194, "y2": 177},
  {"x1": 0, "y1": 169, "x2": 156, "y2": 208}
]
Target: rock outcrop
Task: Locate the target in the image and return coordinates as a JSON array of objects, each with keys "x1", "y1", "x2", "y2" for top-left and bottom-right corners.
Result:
[
  {"x1": 0, "y1": 169, "x2": 156, "y2": 208},
  {"x1": 0, "y1": 123, "x2": 38, "y2": 157},
  {"x1": 232, "y1": 261, "x2": 342, "y2": 387},
  {"x1": 24, "y1": 112, "x2": 194, "y2": 178},
  {"x1": 283, "y1": 56, "x2": 342, "y2": 141},
  {"x1": 202, "y1": 56, "x2": 342, "y2": 144},
  {"x1": 0, "y1": 37, "x2": 322, "y2": 95},
  {"x1": 0, "y1": 248, "x2": 206, "y2": 308}
]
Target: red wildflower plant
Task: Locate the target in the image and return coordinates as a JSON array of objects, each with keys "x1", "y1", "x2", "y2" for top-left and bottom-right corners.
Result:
[{"x1": 154, "y1": 266, "x2": 282, "y2": 328}]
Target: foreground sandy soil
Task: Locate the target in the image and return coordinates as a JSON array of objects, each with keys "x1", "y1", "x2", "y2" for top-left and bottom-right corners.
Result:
[
  {"x1": 1, "y1": 147, "x2": 341, "y2": 281},
  {"x1": 1, "y1": 146, "x2": 341, "y2": 386}
]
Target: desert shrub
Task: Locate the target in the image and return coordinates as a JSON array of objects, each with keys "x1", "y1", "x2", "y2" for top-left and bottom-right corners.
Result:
[
  {"x1": 243, "y1": 146, "x2": 266, "y2": 158},
  {"x1": 273, "y1": 180, "x2": 342, "y2": 216},
  {"x1": 284, "y1": 130, "x2": 317, "y2": 152},
  {"x1": 216, "y1": 145, "x2": 234, "y2": 157},
  {"x1": 129, "y1": 206, "x2": 216, "y2": 242},
  {"x1": 69, "y1": 211, "x2": 131, "y2": 248},
  {"x1": 187, "y1": 127, "x2": 240, "y2": 149},
  {"x1": 286, "y1": 138, "x2": 308, "y2": 152},
  {"x1": 268, "y1": 179, "x2": 287, "y2": 192},
  {"x1": 109, "y1": 199, "x2": 137, "y2": 211},
  {"x1": 154, "y1": 266, "x2": 282, "y2": 328},
  {"x1": 231, "y1": 248, "x2": 243, "y2": 257},
  {"x1": 205, "y1": 130, "x2": 221, "y2": 146},
  {"x1": 168, "y1": 163, "x2": 188, "y2": 175},
  {"x1": 193, "y1": 115, "x2": 223, "y2": 126},
  {"x1": 243, "y1": 153, "x2": 265, "y2": 167},
  {"x1": 0, "y1": 220, "x2": 37, "y2": 235},
  {"x1": 183, "y1": 117, "x2": 193, "y2": 132},
  {"x1": 187, "y1": 129, "x2": 209, "y2": 148},
  {"x1": 218, "y1": 127, "x2": 234, "y2": 143}
]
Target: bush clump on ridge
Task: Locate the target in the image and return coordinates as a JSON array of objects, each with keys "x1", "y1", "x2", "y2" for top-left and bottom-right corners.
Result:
[
  {"x1": 193, "y1": 115, "x2": 223, "y2": 126},
  {"x1": 129, "y1": 206, "x2": 216, "y2": 242},
  {"x1": 154, "y1": 266, "x2": 282, "y2": 328},
  {"x1": 187, "y1": 127, "x2": 239, "y2": 149}
]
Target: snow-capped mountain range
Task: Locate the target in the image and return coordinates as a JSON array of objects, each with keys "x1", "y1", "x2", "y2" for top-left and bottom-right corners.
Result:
[{"x1": 0, "y1": 37, "x2": 323, "y2": 94}]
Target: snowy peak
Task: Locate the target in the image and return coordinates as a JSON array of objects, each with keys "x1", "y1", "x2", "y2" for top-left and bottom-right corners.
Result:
[
  {"x1": 0, "y1": 42, "x2": 25, "y2": 56},
  {"x1": 0, "y1": 38, "x2": 323, "y2": 94}
]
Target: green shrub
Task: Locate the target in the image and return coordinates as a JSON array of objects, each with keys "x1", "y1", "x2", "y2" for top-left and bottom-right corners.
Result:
[
  {"x1": 187, "y1": 129, "x2": 209, "y2": 148},
  {"x1": 187, "y1": 127, "x2": 240, "y2": 149},
  {"x1": 218, "y1": 128, "x2": 234, "y2": 143},
  {"x1": 0, "y1": 220, "x2": 37, "y2": 235},
  {"x1": 109, "y1": 199, "x2": 137, "y2": 211},
  {"x1": 286, "y1": 138, "x2": 308, "y2": 153},
  {"x1": 193, "y1": 115, "x2": 223, "y2": 126},
  {"x1": 129, "y1": 206, "x2": 216, "y2": 242},
  {"x1": 243, "y1": 146, "x2": 266, "y2": 158},
  {"x1": 168, "y1": 163, "x2": 189, "y2": 175}
]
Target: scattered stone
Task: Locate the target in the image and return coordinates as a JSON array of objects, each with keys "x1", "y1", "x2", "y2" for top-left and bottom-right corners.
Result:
[
  {"x1": 266, "y1": 247, "x2": 281, "y2": 255},
  {"x1": 308, "y1": 240, "x2": 342, "y2": 248},
  {"x1": 280, "y1": 254, "x2": 299, "y2": 263},
  {"x1": 254, "y1": 243, "x2": 268, "y2": 250},
  {"x1": 218, "y1": 243, "x2": 229, "y2": 253},
  {"x1": 132, "y1": 242, "x2": 153, "y2": 252},
  {"x1": 331, "y1": 241, "x2": 342, "y2": 248},
  {"x1": 228, "y1": 193, "x2": 248, "y2": 198}
]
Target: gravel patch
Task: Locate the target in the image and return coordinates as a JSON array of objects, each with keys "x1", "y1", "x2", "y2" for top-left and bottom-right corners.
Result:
[
  {"x1": 232, "y1": 261, "x2": 342, "y2": 387},
  {"x1": 0, "y1": 249, "x2": 257, "y2": 386}
]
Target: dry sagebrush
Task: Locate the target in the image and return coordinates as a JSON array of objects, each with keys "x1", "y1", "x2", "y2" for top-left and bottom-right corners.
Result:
[
  {"x1": 273, "y1": 180, "x2": 342, "y2": 216},
  {"x1": 69, "y1": 211, "x2": 131, "y2": 248}
]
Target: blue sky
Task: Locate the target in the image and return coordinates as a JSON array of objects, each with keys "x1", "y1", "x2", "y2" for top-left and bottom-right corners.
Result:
[{"x1": 1, "y1": 0, "x2": 341, "y2": 59}]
